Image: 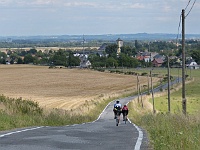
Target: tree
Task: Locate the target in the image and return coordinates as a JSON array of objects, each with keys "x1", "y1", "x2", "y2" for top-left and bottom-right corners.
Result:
[
  {"x1": 105, "y1": 44, "x2": 118, "y2": 56},
  {"x1": 67, "y1": 52, "x2": 80, "y2": 67},
  {"x1": 118, "y1": 53, "x2": 139, "y2": 68},
  {"x1": 10, "y1": 59, "x2": 14, "y2": 64},
  {"x1": 29, "y1": 48, "x2": 37, "y2": 54},
  {"x1": 50, "y1": 49, "x2": 67, "y2": 66},
  {"x1": 121, "y1": 45, "x2": 137, "y2": 56},
  {"x1": 88, "y1": 53, "x2": 107, "y2": 68},
  {"x1": 24, "y1": 54, "x2": 34, "y2": 64},
  {"x1": 17, "y1": 57, "x2": 23, "y2": 64},
  {"x1": 191, "y1": 50, "x2": 200, "y2": 64},
  {"x1": 135, "y1": 40, "x2": 142, "y2": 50},
  {"x1": 106, "y1": 57, "x2": 118, "y2": 68},
  {"x1": 0, "y1": 52, "x2": 6, "y2": 59},
  {"x1": 2, "y1": 59, "x2": 6, "y2": 64}
]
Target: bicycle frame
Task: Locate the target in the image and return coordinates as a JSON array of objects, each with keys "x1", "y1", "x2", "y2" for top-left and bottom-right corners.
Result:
[
  {"x1": 115, "y1": 111, "x2": 121, "y2": 126},
  {"x1": 123, "y1": 112, "x2": 128, "y2": 124}
]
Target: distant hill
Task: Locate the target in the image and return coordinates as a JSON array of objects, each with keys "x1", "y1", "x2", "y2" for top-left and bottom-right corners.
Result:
[{"x1": 1, "y1": 33, "x2": 200, "y2": 42}]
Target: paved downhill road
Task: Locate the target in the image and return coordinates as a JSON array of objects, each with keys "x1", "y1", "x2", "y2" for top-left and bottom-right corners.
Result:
[{"x1": 0, "y1": 96, "x2": 149, "y2": 150}]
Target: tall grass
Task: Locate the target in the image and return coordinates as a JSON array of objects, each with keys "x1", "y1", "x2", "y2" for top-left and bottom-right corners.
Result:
[
  {"x1": 128, "y1": 100, "x2": 200, "y2": 150},
  {"x1": 128, "y1": 68, "x2": 200, "y2": 150},
  {"x1": 140, "y1": 113, "x2": 200, "y2": 150},
  {"x1": 0, "y1": 94, "x2": 114, "y2": 131}
]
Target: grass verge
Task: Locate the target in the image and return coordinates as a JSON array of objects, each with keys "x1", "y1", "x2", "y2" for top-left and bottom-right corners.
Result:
[
  {"x1": 0, "y1": 94, "x2": 113, "y2": 131},
  {"x1": 128, "y1": 68, "x2": 200, "y2": 150}
]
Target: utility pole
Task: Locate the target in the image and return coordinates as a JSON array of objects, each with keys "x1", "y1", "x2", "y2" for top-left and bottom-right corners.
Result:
[
  {"x1": 147, "y1": 75, "x2": 150, "y2": 95},
  {"x1": 83, "y1": 34, "x2": 85, "y2": 55},
  {"x1": 137, "y1": 74, "x2": 140, "y2": 103},
  {"x1": 167, "y1": 56, "x2": 171, "y2": 113},
  {"x1": 139, "y1": 78, "x2": 144, "y2": 108},
  {"x1": 178, "y1": 67, "x2": 180, "y2": 83},
  {"x1": 182, "y1": 9, "x2": 186, "y2": 115},
  {"x1": 150, "y1": 70, "x2": 155, "y2": 114}
]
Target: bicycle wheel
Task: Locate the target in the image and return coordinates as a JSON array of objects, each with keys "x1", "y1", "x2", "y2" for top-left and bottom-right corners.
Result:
[
  {"x1": 124, "y1": 115, "x2": 127, "y2": 124},
  {"x1": 116, "y1": 116, "x2": 119, "y2": 126}
]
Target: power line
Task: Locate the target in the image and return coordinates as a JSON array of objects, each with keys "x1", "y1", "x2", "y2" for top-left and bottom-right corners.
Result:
[
  {"x1": 185, "y1": 0, "x2": 192, "y2": 10},
  {"x1": 185, "y1": 0, "x2": 197, "y2": 18},
  {"x1": 176, "y1": 0, "x2": 197, "y2": 45},
  {"x1": 176, "y1": 14, "x2": 182, "y2": 46}
]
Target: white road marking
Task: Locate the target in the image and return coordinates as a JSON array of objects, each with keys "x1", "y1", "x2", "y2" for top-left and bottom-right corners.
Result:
[
  {"x1": 129, "y1": 119, "x2": 143, "y2": 150},
  {"x1": 0, "y1": 126, "x2": 44, "y2": 138},
  {"x1": 126, "y1": 101, "x2": 143, "y2": 150},
  {"x1": 98, "y1": 98, "x2": 144, "y2": 149},
  {"x1": 0, "y1": 98, "x2": 143, "y2": 150}
]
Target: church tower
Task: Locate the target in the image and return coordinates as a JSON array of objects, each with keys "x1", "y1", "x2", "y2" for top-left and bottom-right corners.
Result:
[{"x1": 116, "y1": 38, "x2": 123, "y2": 54}]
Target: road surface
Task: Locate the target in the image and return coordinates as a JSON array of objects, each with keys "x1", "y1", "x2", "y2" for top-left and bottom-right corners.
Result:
[
  {"x1": 0, "y1": 77, "x2": 180, "y2": 150},
  {"x1": 0, "y1": 96, "x2": 149, "y2": 150}
]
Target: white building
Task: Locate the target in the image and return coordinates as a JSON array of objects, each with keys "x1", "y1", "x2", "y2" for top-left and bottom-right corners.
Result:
[{"x1": 116, "y1": 38, "x2": 123, "y2": 54}]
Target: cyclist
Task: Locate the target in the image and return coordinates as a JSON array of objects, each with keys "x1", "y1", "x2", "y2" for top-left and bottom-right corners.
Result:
[
  {"x1": 113, "y1": 100, "x2": 122, "y2": 119},
  {"x1": 122, "y1": 104, "x2": 129, "y2": 121}
]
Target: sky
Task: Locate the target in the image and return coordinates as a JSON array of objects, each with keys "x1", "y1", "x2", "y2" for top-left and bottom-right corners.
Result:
[{"x1": 0, "y1": 0, "x2": 200, "y2": 36}]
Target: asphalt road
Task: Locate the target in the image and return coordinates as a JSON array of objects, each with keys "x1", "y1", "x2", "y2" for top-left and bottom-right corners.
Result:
[
  {"x1": 0, "y1": 96, "x2": 149, "y2": 150},
  {"x1": 0, "y1": 77, "x2": 180, "y2": 150}
]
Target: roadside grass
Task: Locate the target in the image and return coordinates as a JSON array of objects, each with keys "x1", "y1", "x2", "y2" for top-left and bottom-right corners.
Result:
[
  {"x1": 0, "y1": 94, "x2": 116, "y2": 131},
  {"x1": 153, "y1": 69, "x2": 200, "y2": 114},
  {"x1": 128, "y1": 68, "x2": 200, "y2": 150},
  {"x1": 1, "y1": 66, "x2": 200, "y2": 149},
  {"x1": 128, "y1": 98, "x2": 200, "y2": 150},
  {"x1": 139, "y1": 113, "x2": 200, "y2": 150}
]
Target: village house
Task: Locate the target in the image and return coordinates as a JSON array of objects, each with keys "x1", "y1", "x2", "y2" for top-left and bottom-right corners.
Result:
[
  {"x1": 79, "y1": 54, "x2": 91, "y2": 68},
  {"x1": 136, "y1": 51, "x2": 158, "y2": 63},
  {"x1": 186, "y1": 57, "x2": 199, "y2": 69},
  {"x1": 152, "y1": 58, "x2": 164, "y2": 67}
]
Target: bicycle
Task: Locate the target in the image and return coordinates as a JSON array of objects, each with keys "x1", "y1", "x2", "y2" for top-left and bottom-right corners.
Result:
[
  {"x1": 115, "y1": 110, "x2": 121, "y2": 126},
  {"x1": 123, "y1": 113, "x2": 128, "y2": 124}
]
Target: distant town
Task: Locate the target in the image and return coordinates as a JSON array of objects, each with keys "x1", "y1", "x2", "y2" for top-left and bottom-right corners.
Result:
[{"x1": 0, "y1": 33, "x2": 199, "y2": 70}]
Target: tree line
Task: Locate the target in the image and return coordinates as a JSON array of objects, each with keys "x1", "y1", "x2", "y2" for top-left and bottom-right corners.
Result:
[{"x1": 0, "y1": 39, "x2": 199, "y2": 68}]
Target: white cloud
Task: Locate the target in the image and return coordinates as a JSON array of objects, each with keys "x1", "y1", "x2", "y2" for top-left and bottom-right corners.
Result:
[
  {"x1": 0, "y1": 0, "x2": 12, "y2": 5},
  {"x1": 30, "y1": 0, "x2": 52, "y2": 5},
  {"x1": 0, "y1": 0, "x2": 200, "y2": 35},
  {"x1": 129, "y1": 3, "x2": 145, "y2": 9},
  {"x1": 64, "y1": 2, "x2": 98, "y2": 7}
]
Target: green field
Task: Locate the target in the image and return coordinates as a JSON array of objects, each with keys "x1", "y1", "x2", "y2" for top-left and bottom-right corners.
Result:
[
  {"x1": 117, "y1": 67, "x2": 200, "y2": 114},
  {"x1": 127, "y1": 67, "x2": 200, "y2": 150},
  {"x1": 149, "y1": 68, "x2": 200, "y2": 114}
]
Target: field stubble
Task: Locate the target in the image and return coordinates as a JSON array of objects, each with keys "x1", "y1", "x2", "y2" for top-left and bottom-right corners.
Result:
[{"x1": 0, "y1": 65, "x2": 157, "y2": 113}]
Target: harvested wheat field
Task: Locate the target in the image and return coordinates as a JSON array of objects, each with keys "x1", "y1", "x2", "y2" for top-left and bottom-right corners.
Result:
[{"x1": 0, "y1": 65, "x2": 157, "y2": 112}]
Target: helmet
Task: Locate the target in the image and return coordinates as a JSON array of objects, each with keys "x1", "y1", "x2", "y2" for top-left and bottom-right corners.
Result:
[
  {"x1": 116, "y1": 100, "x2": 119, "y2": 103},
  {"x1": 124, "y1": 104, "x2": 126, "y2": 106}
]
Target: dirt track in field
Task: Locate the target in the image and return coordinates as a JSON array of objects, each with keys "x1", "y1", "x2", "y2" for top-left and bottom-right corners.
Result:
[{"x1": 0, "y1": 65, "x2": 155, "y2": 111}]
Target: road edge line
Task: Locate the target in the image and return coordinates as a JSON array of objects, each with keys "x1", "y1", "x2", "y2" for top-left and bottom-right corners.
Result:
[
  {"x1": 129, "y1": 120, "x2": 143, "y2": 150},
  {"x1": 0, "y1": 126, "x2": 44, "y2": 138},
  {"x1": 126, "y1": 100, "x2": 143, "y2": 150}
]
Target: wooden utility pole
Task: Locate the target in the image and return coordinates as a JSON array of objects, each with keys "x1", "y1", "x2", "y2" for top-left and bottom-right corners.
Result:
[
  {"x1": 150, "y1": 70, "x2": 155, "y2": 113},
  {"x1": 137, "y1": 74, "x2": 143, "y2": 107},
  {"x1": 82, "y1": 34, "x2": 85, "y2": 55},
  {"x1": 167, "y1": 56, "x2": 171, "y2": 113},
  {"x1": 147, "y1": 75, "x2": 150, "y2": 95},
  {"x1": 182, "y1": 9, "x2": 187, "y2": 115},
  {"x1": 139, "y1": 80, "x2": 143, "y2": 108},
  {"x1": 137, "y1": 74, "x2": 140, "y2": 103},
  {"x1": 178, "y1": 67, "x2": 180, "y2": 83}
]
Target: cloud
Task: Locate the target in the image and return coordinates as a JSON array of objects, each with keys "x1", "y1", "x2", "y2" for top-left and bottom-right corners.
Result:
[
  {"x1": 0, "y1": 0, "x2": 60, "y2": 8},
  {"x1": 64, "y1": 2, "x2": 98, "y2": 7},
  {"x1": 30, "y1": 0, "x2": 52, "y2": 5},
  {"x1": 129, "y1": 3, "x2": 145, "y2": 9},
  {"x1": 0, "y1": 0, "x2": 12, "y2": 5}
]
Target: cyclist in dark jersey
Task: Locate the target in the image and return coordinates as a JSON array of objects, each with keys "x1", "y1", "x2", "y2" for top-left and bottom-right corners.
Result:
[
  {"x1": 113, "y1": 100, "x2": 122, "y2": 119},
  {"x1": 122, "y1": 105, "x2": 129, "y2": 121}
]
